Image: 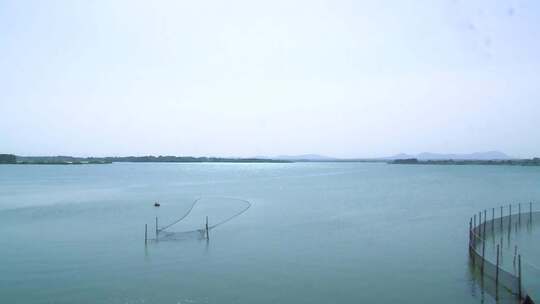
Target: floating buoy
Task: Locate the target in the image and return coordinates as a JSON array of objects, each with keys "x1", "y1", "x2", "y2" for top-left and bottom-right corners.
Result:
[{"x1": 154, "y1": 202, "x2": 160, "y2": 207}]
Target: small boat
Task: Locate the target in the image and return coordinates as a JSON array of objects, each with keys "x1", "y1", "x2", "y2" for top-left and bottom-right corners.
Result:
[{"x1": 154, "y1": 202, "x2": 160, "y2": 207}]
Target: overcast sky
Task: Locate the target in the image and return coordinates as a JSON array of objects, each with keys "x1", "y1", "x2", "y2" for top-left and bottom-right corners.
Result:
[{"x1": 1, "y1": 0, "x2": 539, "y2": 158}]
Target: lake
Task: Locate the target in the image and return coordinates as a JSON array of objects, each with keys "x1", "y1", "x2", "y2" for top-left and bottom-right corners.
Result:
[{"x1": 1, "y1": 162, "x2": 539, "y2": 303}]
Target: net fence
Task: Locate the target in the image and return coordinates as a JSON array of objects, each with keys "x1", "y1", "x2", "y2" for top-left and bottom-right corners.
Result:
[
  {"x1": 469, "y1": 202, "x2": 540, "y2": 303},
  {"x1": 151, "y1": 197, "x2": 251, "y2": 242}
]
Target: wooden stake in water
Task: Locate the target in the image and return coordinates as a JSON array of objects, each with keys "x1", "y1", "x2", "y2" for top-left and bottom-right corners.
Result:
[
  {"x1": 145, "y1": 224, "x2": 148, "y2": 245},
  {"x1": 155, "y1": 217, "x2": 158, "y2": 240},
  {"x1": 519, "y1": 203, "x2": 521, "y2": 225},
  {"x1": 483, "y1": 209, "x2": 487, "y2": 233},
  {"x1": 514, "y1": 245, "x2": 518, "y2": 267},
  {"x1": 482, "y1": 210, "x2": 486, "y2": 245},
  {"x1": 518, "y1": 254, "x2": 522, "y2": 299},
  {"x1": 469, "y1": 219, "x2": 472, "y2": 249},
  {"x1": 491, "y1": 208, "x2": 495, "y2": 233},
  {"x1": 479, "y1": 212, "x2": 482, "y2": 238},
  {"x1": 482, "y1": 218, "x2": 486, "y2": 274},
  {"x1": 205, "y1": 216, "x2": 209, "y2": 240},
  {"x1": 509, "y1": 204, "x2": 512, "y2": 228},
  {"x1": 479, "y1": 211, "x2": 482, "y2": 225},
  {"x1": 530, "y1": 202, "x2": 533, "y2": 225},
  {"x1": 481, "y1": 236, "x2": 486, "y2": 274},
  {"x1": 496, "y1": 244, "x2": 500, "y2": 285},
  {"x1": 500, "y1": 206, "x2": 503, "y2": 230}
]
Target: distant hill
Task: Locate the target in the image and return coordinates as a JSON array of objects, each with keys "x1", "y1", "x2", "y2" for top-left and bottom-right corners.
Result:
[
  {"x1": 386, "y1": 153, "x2": 414, "y2": 160},
  {"x1": 385, "y1": 151, "x2": 512, "y2": 160}
]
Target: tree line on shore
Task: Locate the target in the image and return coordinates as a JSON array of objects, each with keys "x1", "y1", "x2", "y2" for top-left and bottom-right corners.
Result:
[
  {"x1": 1, "y1": 154, "x2": 291, "y2": 164},
  {"x1": 0, "y1": 154, "x2": 16, "y2": 164},
  {"x1": 4, "y1": 153, "x2": 540, "y2": 166},
  {"x1": 390, "y1": 158, "x2": 540, "y2": 166}
]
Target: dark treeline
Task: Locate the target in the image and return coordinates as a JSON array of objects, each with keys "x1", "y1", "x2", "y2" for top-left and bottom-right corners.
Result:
[
  {"x1": 11, "y1": 155, "x2": 291, "y2": 164},
  {"x1": 9, "y1": 154, "x2": 540, "y2": 165},
  {"x1": 101, "y1": 156, "x2": 291, "y2": 163},
  {"x1": 13, "y1": 155, "x2": 111, "y2": 165},
  {"x1": 390, "y1": 158, "x2": 540, "y2": 166},
  {"x1": 0, "y1": 154, "x2": 17, "y2": 164}
]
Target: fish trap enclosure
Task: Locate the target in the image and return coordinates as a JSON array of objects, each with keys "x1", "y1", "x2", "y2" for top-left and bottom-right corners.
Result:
[
  {"x1": 469, "y1": 202, "x2": 540, "y2": 303},
  {"x1": 145, "y1": 197, "x2": 251, "y2": 243}
]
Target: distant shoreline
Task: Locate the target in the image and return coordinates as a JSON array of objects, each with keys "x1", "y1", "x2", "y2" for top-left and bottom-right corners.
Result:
[
  {"x1": 390, "y1": 158, "x2": 540, "y2": 166},
  {"x1": 0, "y1": 154, "x2": 292, "y2": 165},
  {"x1": 2, "y1": 154, "x2": 540, "y2": 166}
]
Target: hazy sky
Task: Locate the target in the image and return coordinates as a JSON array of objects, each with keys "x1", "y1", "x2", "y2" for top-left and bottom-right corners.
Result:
[{"x1": 1, "y1": 0, "x2": 539, "y2": 158}]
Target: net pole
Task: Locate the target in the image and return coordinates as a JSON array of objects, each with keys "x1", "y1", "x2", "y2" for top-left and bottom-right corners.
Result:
[
  {"x1": 482, "y1": 217, "x2": 486, "y2": 274},
  {"x1": 514, "y1": 246, "x2": 518, "y2": 268},
  {"x1": 482, "y1": 210, "x2": 487, "y2": 239},
  {"x1": 469, "y1": 219, "x2": 472, "y2": 249},
  {"x1": 519, "y1": 203, "x2": 521, "y2": 226},
  {"x1": 205, "y1": 216, "x2": 209, "y2": 240},
  {"x1": 155, "y1": 217, "x2": 158, "y2": 240},
  {"x1": 509, "y1": 204, "x2": 512, "y2": 227},
  {"x1": 518, "y1": 254, "x2": 522, "y2": 299},
  {"x1": 530, "y1": 202, "x2": 533, "y2": 224},
  {"x1": 483, "y1": 210, "x2": 487, "y2": 236},
  {"x1": 500, "y1": 206, "x2": 503, "y2": 231},
  {"x1": 496, "y1": 244, "x2": 500, "y2": 285},
  {"x1": 481, "y1": 238, "x2": 485, "y2": 274},
  {"x1": 479, "y1": 211, "x2": 482, "y2": 226},
  {"x1": 500, "y1": 236, "x2": 503, "y2": 262},
  {"x1": 479, "y1": 212, "x2": 482, "y2": 238},
  {"x1": 492, "y1": 208, "x2": 495, "y2": 231},
  {"x1": 145, "y1": 224, "x2": 148, "y2": 245}
]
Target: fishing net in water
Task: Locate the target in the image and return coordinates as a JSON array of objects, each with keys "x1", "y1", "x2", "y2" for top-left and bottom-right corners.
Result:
[
  {"x1": 154, "y1": 197, "x2": 251, "y2": 241},
  {"x1": 522, "y1": 259, "x2": 540, "y2": 301},
  {"x1": 469, "y1": 203, "x2": 540, "y2": 303}
]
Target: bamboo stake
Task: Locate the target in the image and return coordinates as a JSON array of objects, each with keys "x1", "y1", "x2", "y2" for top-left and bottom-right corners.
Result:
[
  {"x1": 496, "y1": 244, "x2": 500, "y2": 285},
  {"x1": 518, "y1": 255, "x2": 522, "y2": 299},
  {"x1": 205, "y1": 216, "x2": 209, "y2": 240}
]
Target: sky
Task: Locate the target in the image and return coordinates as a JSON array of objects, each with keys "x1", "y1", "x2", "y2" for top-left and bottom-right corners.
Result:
[{"x1": 1, "y1": 0, "x2": 539, "y2": 158}]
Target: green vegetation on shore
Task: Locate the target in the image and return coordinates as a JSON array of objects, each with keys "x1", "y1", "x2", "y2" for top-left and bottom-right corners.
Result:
[
  {"x1": 390, "y1": 158, "x2": 540, "y2": 166},
  {"x1": 5, "y1": 154, "x2": 540, "y2": 166},
  {"x1": 100, "y1": 156, "x2": 291, "y2": 163},
  {"x1": 2, "y1": 154, "x2": 112, "y2": 165},
  {"x1": 0, "y1": 154, "x2": 17, "y2": 164},
  {"x1": 5, "y1": 154, "x2": 291, "y2": 164}
]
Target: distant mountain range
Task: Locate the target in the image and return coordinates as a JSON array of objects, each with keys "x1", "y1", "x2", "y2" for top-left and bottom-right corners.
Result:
[
  {"x1": 256, "y1": 151, "x2": 514, "y2": 161},
  {"x1": 384, "y1": 151, "x2": 512, "y2": 160}
]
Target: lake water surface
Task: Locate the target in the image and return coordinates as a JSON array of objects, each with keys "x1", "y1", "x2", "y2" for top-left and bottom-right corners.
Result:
[{"x1": 1, "y1": 162, "x2": 540, "y2": 303}]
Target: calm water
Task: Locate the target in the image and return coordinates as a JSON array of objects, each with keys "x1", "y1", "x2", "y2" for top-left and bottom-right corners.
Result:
[{"x1": 1, "y1": 162, "x2": 540, "y2": 304}]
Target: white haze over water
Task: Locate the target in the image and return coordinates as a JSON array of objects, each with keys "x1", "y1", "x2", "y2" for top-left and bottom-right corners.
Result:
[{"x1": 1, "y1": 0, "x2": 539, "y2": 158}]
